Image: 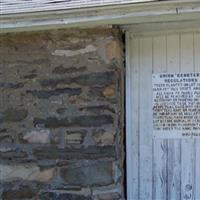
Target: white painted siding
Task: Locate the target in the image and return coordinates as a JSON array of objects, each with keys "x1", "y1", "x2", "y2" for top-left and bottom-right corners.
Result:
[{"x1": 126, "y1": 30, "x2": 200, "y2": 200}]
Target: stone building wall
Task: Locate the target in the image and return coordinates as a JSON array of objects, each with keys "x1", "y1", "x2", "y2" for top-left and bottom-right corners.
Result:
[{"x1": 0, "y1": 28, "x2": 125, "y2": 199}]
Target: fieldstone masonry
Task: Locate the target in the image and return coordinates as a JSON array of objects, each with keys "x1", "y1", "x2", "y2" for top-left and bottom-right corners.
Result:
[{"x1": 0, "y1": 28, "x2": 124, "y2": 199}]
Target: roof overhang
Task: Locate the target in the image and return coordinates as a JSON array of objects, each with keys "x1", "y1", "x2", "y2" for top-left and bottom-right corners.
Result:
[{"x1": 0, "y1": 0, "x2": 200, "y2": 33}]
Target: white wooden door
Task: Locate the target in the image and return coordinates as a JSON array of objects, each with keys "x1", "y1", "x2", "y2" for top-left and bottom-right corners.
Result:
[{"x1": 126, "y1": 30, "x2": 200, "y2": 200}]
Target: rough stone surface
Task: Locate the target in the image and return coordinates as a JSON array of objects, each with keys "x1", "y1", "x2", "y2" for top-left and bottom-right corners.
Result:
[
  {"x1": 2, "y1": 189, "x2": 37, "y2": 200},
  {"x1": 39, "y1": 192, "x2": 92, "y2": 200},
  {"x1": 33, "y1": 146, "x2": 116, "y2": 160},
  {"x1": 0, "y1": 108, "x2": 28, "y2": 123},
  {"x1": 93, "y1": 129, "x2": 115, "y2": 145},
  {"x1": 0, "y1": 164, "x2": 55, "y2": 182},
  {"x1": 33, "y1": 115, "x2": 113, "y2": 128},
  {"x1": 23, "y1": 129, "x2": 50, "y2": 144},
  {"x1": 66, "y1": 130, "x2": 86, "y2": 144},
  {"x1": 0, "y1": 28, "x2": 124, "y2": 199},
  {"x1": 60, "y1": 161, "x2": 113, "y2": 186}
]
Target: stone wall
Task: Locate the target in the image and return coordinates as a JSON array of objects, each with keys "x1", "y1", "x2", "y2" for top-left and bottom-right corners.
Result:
[{"x1": 0, "y1": 28, "x2": 125, "y2": 199}]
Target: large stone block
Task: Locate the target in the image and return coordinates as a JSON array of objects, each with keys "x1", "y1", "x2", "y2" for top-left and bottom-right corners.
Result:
[
  {"x1": 0, "y1": 148, "x2": 28, "y2": 161},
  {"x1": 33, "y1": 146, "x2": 115, "y2": 160},
  {"x1": 0, "y1": 164, "x2": 55, "y2": 182},
  {"x1": 40, "y1": 71, "x2": 116, "y2": 88},
  {"x1": 60, "y1": 161, "x2": 113, "y2": 186},
  {"x1": 39, "y1": 192, "x2": 92, "y2": 200},
  {"x1": 52, "y1": 66, "x2": 87, "y2": 74},
  {"x1": 0, "y1": 108, "x2": 28, "y2": 123},
  {"x1": 2, "y1": 189, "x2": 37, "y2": 200},
  {"x1": 33, "y1": 115, "x2": 113, "y2": 128},
  {"x1": 27, "y1": 87, "x2": 81, "y2": 98}
]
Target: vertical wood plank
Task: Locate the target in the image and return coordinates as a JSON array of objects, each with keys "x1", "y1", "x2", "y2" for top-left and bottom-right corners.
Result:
[
  {"x1": 180, "y1": 33, "x2": 195, "y2": 200},
  {"x1": 152, "y1": 35, "x2": 168, "y2": 200},
  {"x1": 126, "y1": 32, "x2": 135, "y2": 200},
  {"x1": 194, "y1": 32, "x2": 200, "y2": 200},
  {"x1": 131, "y1": 36, "x2": 140, "y2": 200},
  {"x1": 166, "y1": 34, "x2": 181, "y2": 200},
  {"x1": 139, "y1": 36, "x2": 153, "y2": 200}
]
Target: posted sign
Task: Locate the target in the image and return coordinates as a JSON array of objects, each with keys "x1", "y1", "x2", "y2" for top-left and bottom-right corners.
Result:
[{"x1": 152, "y1": 73, "x2": 200, "y2": 138}]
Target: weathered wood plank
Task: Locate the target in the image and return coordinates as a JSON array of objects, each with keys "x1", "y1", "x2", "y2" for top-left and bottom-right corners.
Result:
[
  {"x1": 139, "y1": 36, "x2": 153, "y2": 200},
  {"x1": 166, "y1": 34, "x2": 181, "y2": 200},
  {"x1": 152, "y1": 35, "x2": 168, "y2": 200},
  {"x1": 194, "y1": 32, "x2": 200, "y2": 200},
  {"x1": 180, "y1": 33, "x2": 195, "y2": 200},
  {"x1": 131, "y1": 36, "x2": 140, "y2": 200},
  {"x1": 126, "y1": 33, "x2": 140, "y2": 200},
  {"x1": 126, "y1": 32, "x2": 134, "y2": 200}
]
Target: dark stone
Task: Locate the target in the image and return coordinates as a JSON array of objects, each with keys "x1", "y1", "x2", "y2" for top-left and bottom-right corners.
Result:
[
  {"x1": 2, "y1": 189, "x2": 37, "y2": 200},
  {"x1": 23, "y1": 74, "x2": 37, "y2": 79},
  {"x1": 16, "y1": 58, "x2": 49, "y2": 65},
  {"x1": 27, "y1": 88, "x2": 81, "y2": 98},
  {"x1": 0, "y1": 180, "x2": 43, "y2": 199},
  {"x1": 33, "y1": 115, "x2": 113, "y2": 128},
  {"x1": 52, "y1": 66, "x2": 87, "y2": 74},
  {"x1": 73, "y1": 71, "x2": 116, "y2": 86},
  {"x1": 60, "y1": 161, "x2": 113, "y2": 186},
  {"x1": 79, "y1": 105, "x2": 115, "y2": 114},
  {"x1": 40, "y1": 71, "x2": 116, "y2": 88},
  {"x1": 0, "y1": 108, "x2": 28, "y2": 123},
  {"x1": 88, "y1": 86, "x2": 104, "y2": 97},
  {"x1": 39, "y1": 192, "x2": 91, "y2": 200},
  {"x1": 33, "y1": 146, "x2": 115, "y2": 160},
  {"x1": 56, "y1": 108, "x2": 67, "y2": 114},
  {"x1": 0, "y1": 82, "x2": 24, "y2": 89},
  {"x1": 0, "y1": 128, "x2": 7, "y2": 133},
  {"x1": 0, "y1": 149, "x2": 28, "y2": 161},
  {"x1": 0, "y1": 134, "x2": 14, "y2": 143},
  {"x1": 8, "y1": 82, "x2": 24, "y2": 89}
]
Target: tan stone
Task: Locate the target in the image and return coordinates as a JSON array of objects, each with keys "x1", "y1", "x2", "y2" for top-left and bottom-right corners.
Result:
[
  {"x1": 68, "y1": 95, "x2": 90, "y2": 104},
  {"x1": 106, "y1": 40, "x2": 122, "y2": 61},
  {"x1": 93, "y1": 132, "x2": 114, "y2": 145},
  {"x1": 35, "y1": 168, "x2": 55, "y2": 182},
  {"x1": 103, "y1": 85, "x2": 115, "y2": 97},
  {"x1": 52, "y1": 45, "x2": 96, "y2": 57},
  {"x1": 66, "y1": 133, "x2": 83, "y2": 144},
  {"x1": 23, "y1": 129, "x2": 50, "y2": 144},
  {"x1": 0, "y1": 164, "x2": 55, "y2": 182}
]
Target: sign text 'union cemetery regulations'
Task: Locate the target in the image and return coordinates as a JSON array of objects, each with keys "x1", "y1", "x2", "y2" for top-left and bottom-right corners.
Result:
[{"x1": 152, "y1": 73, "x2": 200, "y2": 138}]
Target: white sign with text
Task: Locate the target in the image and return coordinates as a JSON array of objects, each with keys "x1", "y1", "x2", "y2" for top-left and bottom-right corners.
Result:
[{"x1": 152, "y1": 73, "x2": 200, "y2": 138}]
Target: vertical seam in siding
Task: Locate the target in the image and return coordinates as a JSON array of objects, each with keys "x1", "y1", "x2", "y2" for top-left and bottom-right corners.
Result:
[
  {"x1": 138, "y1": 36, "x2": 141, "y2": 200},
  {"x1": 151, "y1": 36, "x2": 154, "y2": 200},
  {"x1": 165, "y1": 34, "x2": 169, "y2": 200},
  {"x1": 179, "y1": 32, "x2": 182, "y2": 200}
]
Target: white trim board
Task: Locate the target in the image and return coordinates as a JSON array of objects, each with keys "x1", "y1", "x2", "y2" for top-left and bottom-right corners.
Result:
[
  {"x1": 122, "y1": 20, "x2": 200, "y2": 35},
  {"x1": 1, "y1": 1, "x2": 200, "y2": 33}
]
